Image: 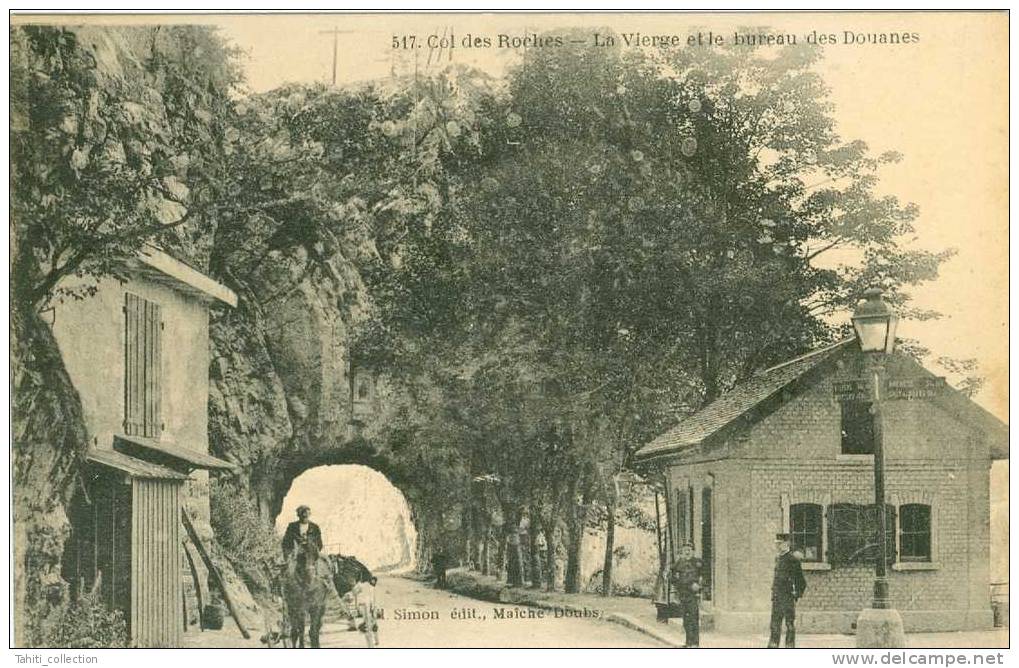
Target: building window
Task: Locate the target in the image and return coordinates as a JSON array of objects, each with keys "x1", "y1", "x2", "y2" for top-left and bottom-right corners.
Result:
[
  {"x1": 790, "y1": 503, "x2": 823, "y2": 562},
  {"x1": 841, "y1": 401, "x2": 874, "y2": 455},
  {"x1": 124, "y1": 293, "x2": 162, "y2": 439},
  {"x1": 674, "y1": 490, "x2": 687, "y2": 553},
  {"x1": 899, "y1": 504, "x2": 932, "y2": 562},
  {"x1": 828, "y1": 503, "x2": 896, "y2": 566}
]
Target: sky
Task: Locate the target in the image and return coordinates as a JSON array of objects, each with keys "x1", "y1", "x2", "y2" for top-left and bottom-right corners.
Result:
[{"x1": 22, "y1": 11, "x2": 1007, "y2": 419}]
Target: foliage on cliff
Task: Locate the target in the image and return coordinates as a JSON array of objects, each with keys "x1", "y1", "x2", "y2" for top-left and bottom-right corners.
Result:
[{"x1": 10, "y1": 24, "x2": 239, "y2": 645}]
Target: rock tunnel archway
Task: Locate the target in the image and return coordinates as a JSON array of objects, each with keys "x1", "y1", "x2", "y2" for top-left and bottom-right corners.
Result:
[
  {"x1": 262, "y1": 441, "x2": 425, "y2": 571},
  {"x1": 276, "y1": 464, "x2": 417, "y2": 571}
]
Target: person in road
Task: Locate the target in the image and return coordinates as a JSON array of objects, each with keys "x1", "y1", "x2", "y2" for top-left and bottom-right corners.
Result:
[
  {"x1": 281, "y1": 504, "x2": 323, "y2": 560},
  {"x1": 768, "y1": 532, "x2": 807, "y2": 648},
  {"x1": 669, "y1": 541, "x2": 703, "y2": 648},
  {"x1": 432, "y1": 551, "x2": 449, "y2": 589}
]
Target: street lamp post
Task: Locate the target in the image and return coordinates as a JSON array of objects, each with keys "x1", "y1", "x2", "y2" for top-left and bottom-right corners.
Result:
[{"x1": 852, "y1": 288, "x2": 906, "y2": 648}]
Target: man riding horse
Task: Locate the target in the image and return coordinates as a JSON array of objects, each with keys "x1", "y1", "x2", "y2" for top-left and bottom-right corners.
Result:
[
  {"x1": 278, "y1": 505, "x2": 379, "y2": 646},
  {"x1": 281, "y1": 505, "x2": 329, "y2": 648},
  {"x1": 282, "y1": 505, "x2": 323, "y2": 560}
]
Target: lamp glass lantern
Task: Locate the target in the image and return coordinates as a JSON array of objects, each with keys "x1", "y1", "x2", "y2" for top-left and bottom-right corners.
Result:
[{"x1": 851, "y1": 288, "x2": 899, "y2": 354}]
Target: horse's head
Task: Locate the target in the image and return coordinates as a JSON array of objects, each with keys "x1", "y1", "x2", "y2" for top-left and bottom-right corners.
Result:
[{"x1": 294, "y1": 541, "x2": 321, "y2": 580}]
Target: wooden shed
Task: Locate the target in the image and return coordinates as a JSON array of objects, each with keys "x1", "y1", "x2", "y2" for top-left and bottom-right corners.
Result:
[
  {"x1": 63, "y1": 438, "x2": 234, "y2": 647},
  {"x1": 66, "y1": 449, "x2": 188, "y2": 647}
]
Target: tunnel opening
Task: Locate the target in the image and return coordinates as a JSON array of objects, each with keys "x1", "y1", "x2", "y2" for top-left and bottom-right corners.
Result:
[{"x1": 274, "y1": 464, "x2": 417, "y2": 572}]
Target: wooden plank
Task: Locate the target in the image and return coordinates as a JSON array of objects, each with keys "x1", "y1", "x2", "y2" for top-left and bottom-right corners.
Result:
[
  {"x1": 131, "y1": 294, "x2": 141, "y2": 436},
  {"x1": 181, "y1": 511, "x2": 250, "y2": 639},
  {"x1": 182, "y1": 541, "x2": 206, "y2": 631},
  {"x1": 144, "y1": 301, "x2": 151, "y2": 438},
  {"x1": 153, "y1": 302, "x2": 162, "y2": 439},
  {"x1": 131, "y1": 479, "x2": 139, "y2": 646},
  {"x1": 137, "y1": 479, "x2": 147, "y2": 646},
  {"x1": 170, "y1": 485, "x2": 181, "y2": 646},
  {"x1": 125, "y1": 294, "x2": 134, "y2": 435},
  {"x1": 130, "y1": 294, "x2": 142, "y2": 436},
  {"x1": 124, "y1": 294, "x2": 130, "y2": 434}
]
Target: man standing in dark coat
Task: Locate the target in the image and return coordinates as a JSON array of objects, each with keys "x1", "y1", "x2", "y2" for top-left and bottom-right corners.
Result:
[
  {"x1": 768, "y1": 532, "x2": 807, "y2": 648},
  {"x1": 281, "y1": 505, "x2": 324, "y2": 560},
  {"x1": 670, "y1": 541, "x2": 703, "y2": 648}
]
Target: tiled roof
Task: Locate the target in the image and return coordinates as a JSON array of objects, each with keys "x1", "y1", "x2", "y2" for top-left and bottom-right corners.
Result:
[
  {"x1": 86, "y1": 448, "x2": 189, "y2": 480},
  {"x1": 635, "y1": 339, "x2": 854, "y2": 460}
]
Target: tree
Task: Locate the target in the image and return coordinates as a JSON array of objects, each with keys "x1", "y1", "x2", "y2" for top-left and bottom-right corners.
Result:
[{"x1": 356, "y1": 31, "x2": 952, "y2": 595}]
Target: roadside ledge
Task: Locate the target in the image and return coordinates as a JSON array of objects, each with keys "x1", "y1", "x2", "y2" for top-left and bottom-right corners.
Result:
[{"x1": 437, "y1": 569, "x2": 684, "y2": 648}]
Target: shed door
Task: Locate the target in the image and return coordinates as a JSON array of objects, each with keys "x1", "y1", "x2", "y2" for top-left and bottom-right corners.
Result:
[
  {"x1": 131, "y1": 479, "x2": 183, "y2": 647},
  {"x1": 91, "y1": 473, "x2": 133, "y2": 628}
]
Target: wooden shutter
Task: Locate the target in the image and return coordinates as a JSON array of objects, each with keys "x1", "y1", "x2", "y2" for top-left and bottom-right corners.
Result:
[
  {"x1": 144, "y1": 299, "x2": 162, "y2": 439},
  {"x1": 125, "y1": 294, "x2": 142, "y2": 436},
  {"x1": 124, "y1": 293, "x2": 161, "y2": 439}
]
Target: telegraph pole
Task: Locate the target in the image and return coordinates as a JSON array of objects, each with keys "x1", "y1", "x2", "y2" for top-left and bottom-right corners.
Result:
[{"x1": 319, "y1": 27, "x2": 353, "y2": 86}]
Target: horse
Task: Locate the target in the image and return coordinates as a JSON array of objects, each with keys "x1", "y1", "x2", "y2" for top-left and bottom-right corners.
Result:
[{"x1": 283, "y1": 541, "x2": 331, "y2": 648}]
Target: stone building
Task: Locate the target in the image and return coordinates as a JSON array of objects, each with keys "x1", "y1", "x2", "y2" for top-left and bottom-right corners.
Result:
[
  {"x1": 51, "y1": 246, "x2": 236, "y2": 646},
  {"x1": 635, "y1": 339, "x2": 1007, "y2": 634}
]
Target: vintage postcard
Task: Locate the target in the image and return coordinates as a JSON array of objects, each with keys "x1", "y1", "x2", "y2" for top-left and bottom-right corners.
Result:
[{"x1": 8, "y1": 9, "x2": 1008, "y2": 655}]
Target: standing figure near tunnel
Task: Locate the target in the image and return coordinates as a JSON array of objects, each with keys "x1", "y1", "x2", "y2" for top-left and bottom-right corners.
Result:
[{"x1": 282, "y1": 505, "x2": 324, "y2": 562}]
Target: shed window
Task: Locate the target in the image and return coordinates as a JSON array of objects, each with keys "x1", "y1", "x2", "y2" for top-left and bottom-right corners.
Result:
[
  {"x1": 827, "y1": 503, "x2": 896, "y2": 566},
  {"x1": 124, "y1": 293, "x2": 162, "y2": 439},
  {"x1": 790, "y1": 503, "x2": 823, "y2": 562},
  {"x1": 899, "y1": 504, "x2": 932, "y2": 562},
  {"x1": 841, "y1": 401, "x2": 874, "y2": 455}
]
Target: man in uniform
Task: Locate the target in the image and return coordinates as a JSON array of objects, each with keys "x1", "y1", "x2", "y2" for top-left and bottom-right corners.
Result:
[
  {"x1": 768, "y1": 532, "x2": 807, "y2": 648},
  {"x1": 281, "y1": 504, "x2": 324, "y2": 560},
  {"x1": 669, "y1": 541, "x2": 703, "y2": 648}
]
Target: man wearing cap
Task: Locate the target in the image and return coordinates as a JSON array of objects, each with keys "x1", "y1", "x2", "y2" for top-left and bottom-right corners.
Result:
[
  {"x1": 669, "y1": 541, "x2": 703, "y2": 648},
  {"x1": 282, "y1": 505, "x2": 324, "y2": 560},
  {"x1": 768, "y1": 532, "x2": 807, "y2": 648}
]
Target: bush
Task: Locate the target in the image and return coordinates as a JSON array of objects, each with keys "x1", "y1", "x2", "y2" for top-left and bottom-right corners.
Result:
[
  {"x1": 36, "y1": 590, "x2": 128, "y2": 648},
  {"x1": 209, "y1": 480, "x2": 280, "y2": 594}
]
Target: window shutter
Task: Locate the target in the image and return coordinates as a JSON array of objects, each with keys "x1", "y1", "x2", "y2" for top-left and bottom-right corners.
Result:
[
  {"x1": 124, "y1": 294, "x2": 142, "y2": 436},
  {"x1": 144, "y1": 300, "x2": 162, "y2": 439},
  {"x1": 675, "y1": 491, "x2": 687, "y2": 549},
  {"x1": 124, "y1": 293, "x2": 162, "y2": 439}
]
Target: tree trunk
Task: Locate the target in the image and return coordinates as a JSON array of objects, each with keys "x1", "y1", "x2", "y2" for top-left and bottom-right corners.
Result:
[
  {"x1": 503, "y1": 505, "x2": 524, "y2": 587},
  {"x1": 465, "y1": 515, "x2": 477, "y2": 570},
  {"x1": 480, "y1": 526, "x2": 491, "y2": 576},
  {"x1": 601, "y1": 490, "x2": 617, "y2": 597},
  {"x1": 495, "y1": 527, "x2": 506, "y2": 581},
  {"x1": 564, "y1": 530, "x2": 582, "y2": 594},
  {"x1": 540, "y1": 521, "x2": 557, "y2": 591},
  {"x1": 564, "y1": 478, "x2": 591, "y2": 594},
  {"x1": 528, "y1": 504, "x2": 542, "y2": 589}
]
